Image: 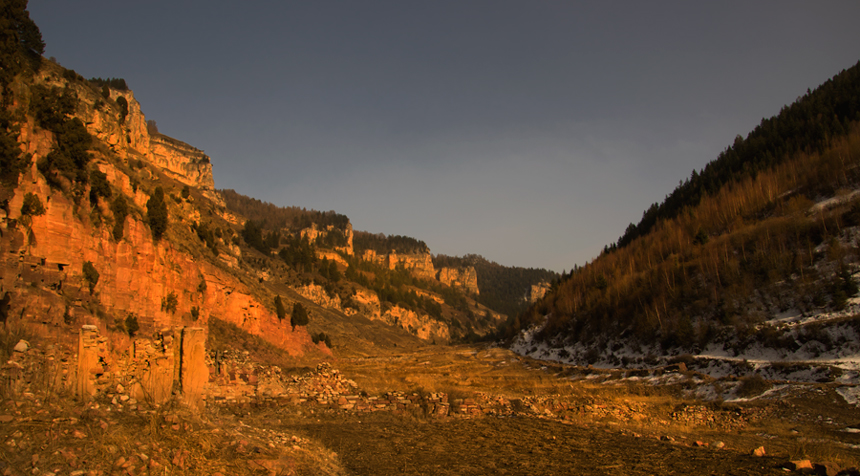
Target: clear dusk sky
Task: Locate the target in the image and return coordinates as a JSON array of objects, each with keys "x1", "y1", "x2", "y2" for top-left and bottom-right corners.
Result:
[{"x1": 28, "y1": 1, "x2": 860, "y2": 272}]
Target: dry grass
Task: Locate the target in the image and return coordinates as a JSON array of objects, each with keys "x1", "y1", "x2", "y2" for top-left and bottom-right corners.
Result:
[{"x1": 335, "y1": 343, "x2": 860, "y2": 469}]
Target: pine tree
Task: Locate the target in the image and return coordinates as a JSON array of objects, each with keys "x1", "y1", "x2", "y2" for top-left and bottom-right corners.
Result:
[{"x1": 146, "y1": 186, "x2": 168, "y2": 240}]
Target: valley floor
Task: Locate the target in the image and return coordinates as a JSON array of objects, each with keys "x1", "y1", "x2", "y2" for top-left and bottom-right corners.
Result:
[{"x1": 2, "y1": 343, "x2": 859, "y2": 475}]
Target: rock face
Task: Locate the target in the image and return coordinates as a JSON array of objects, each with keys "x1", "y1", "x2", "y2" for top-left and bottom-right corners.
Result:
[
  {"x1": 300, "y1": 223, "x2": 354, "y2": 256},
  {"x1": 361, "y1": 250, "x2": 437, "y2": 282},
  {"x1": 525, "y1": 282, "x2": 551, "y2": 304},
  {"x1": 76, "y1": 325, "x2": 105, "y2": 399},
  {"x1": 31, "y1": 66, "x2": 215, "y2": 194},
  {"x1": 437, "y1": 266, "x2": 479, "y2": 295},
  {"x1": 149, "y1": 134, "x2": 215, "y2": 192},
  {"x1": 382, "y1": 305, "x2": 450, "y2": 342},
  {"x1": 178, "y1": 327, "x2": 208, "y2": 407},
  {"x1": 1, "y1": 68, "x2": 319, "y2": 359},
  {"x1": 343, "y1": 289, "x2": 450, "y2": 343},
  {"x1": 296, "y1": 283, "x2": 342, "y2": 310}
]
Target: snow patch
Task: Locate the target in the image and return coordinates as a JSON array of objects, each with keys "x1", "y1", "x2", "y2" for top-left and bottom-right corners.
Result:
[{"x1": 836, "y1": 386, "x2": 860, "y2": 407}]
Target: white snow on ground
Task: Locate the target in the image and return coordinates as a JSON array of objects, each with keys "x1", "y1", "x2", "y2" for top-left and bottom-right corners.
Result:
[
  {"x1": 510, "y1": 315, "x2": 860, "y2": 405},
  {"x1": 836, "y1": 386, "x2": 860, "y2": 407},
  {"x1": 810, "y1": 189, "x2": 860, "y2": 213}
]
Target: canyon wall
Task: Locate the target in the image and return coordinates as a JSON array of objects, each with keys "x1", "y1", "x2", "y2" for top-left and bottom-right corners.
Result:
[{"x1": 437, "y1": 266, "x2": 479, "y2": 295}]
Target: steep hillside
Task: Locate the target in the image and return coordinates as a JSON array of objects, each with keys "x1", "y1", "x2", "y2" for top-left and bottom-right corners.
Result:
[
  {"x1": 433, "y1": 253, "x2": 558, "y2": 319},
  {"x1": 218, "y1": 193, "x2": 537, "y2": 344},
  {"x1": 0, "y1": 56, "x2": 332, "y2": 359},
  {"x1": 512, "y1": 61, "x2": 860, "y2": 380}
]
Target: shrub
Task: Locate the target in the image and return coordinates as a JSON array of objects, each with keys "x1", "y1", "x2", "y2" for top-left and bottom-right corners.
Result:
[
  {"x1": 161, "y1": 291, "x2": 178, "y2": 314},
  {"x1": 116, "y1": 96, "x2": 128, "y2": 124},
  {"x1": 110, "y1": 195, "x2": 128, "y2": 240},
  {"x1": 291, "y1": 302, "x2": 309, "y2": 329},
  {"x1": 146, "y1": 186, "x2": 168, "y2": 240},
  {"x1": 82, "y1": 261, "x2": 99, "y2": 295},
  {"x1": 312, "y1": 332, "x2": 332, "y2": 348},
  {"x1": 124, "y1": 314, "x2": 139, "y2": 337},
  {"x1": 20, "y1": 192, "x2": 45, "y2": 217},
  {"x1": 89, "y1": 169, "x2": 111, "y2": 204},
  {"x1": 37, "y1": 118, "x2": 92, "y2": 188},
  {"x1": 274, "y1": 296, "x2": 286, "y2": 321}
]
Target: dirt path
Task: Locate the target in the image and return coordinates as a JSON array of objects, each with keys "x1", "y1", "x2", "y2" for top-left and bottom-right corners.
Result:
[{"x1": 297, "y1": 413, "x2": 788, "y2": 476}]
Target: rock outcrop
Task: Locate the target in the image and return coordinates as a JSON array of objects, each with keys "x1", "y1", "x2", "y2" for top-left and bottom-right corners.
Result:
[
  {"x1": 148, "y1": 134, "x2": 215, "y2": 192},
  {"x1": 1, "y1": 69, "x2": 319, "y2": 359},
  {"x1": 524, "y1": 282, "x2": 551, "y2": 304},
  {"x1": 437, "y1": 266, "x2": 479, "y2": 295},
  {"x1": 361, "y1": 249, "x2": 437, "y2": 282},
  {"x1": 300, "y1": 223, "x2": 354, "y2": 256}
]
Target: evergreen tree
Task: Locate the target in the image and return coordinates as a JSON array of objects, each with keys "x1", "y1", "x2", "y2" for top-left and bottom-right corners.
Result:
[
  {"x1": 274, "y1": 295, "x2": 286, "y2": 321},
  {"x1": 0, "y1": 0, "x2": 44, "y2": 89},
  {"x1": 110, "y1": 194, "x2": 128, "y2": 240},
  {"x1": 146, "y1": 186, "x2": 168, "y2": 240},
  {"x1": 291, "y1": 302, "x2": 309, "y2": 329}
]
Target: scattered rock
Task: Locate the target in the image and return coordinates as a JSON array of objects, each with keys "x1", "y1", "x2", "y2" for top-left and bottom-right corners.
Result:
[
  {"x1": 692, "y1": 441, "x2": 707, "y2": 447},
  {"x1": 752, "y1": 446, "x2": 766, "y2": 457},
  {"x1": 786, "y1": 460, "x2": 812, "y2": 471},
  {"x1": 0, "y1": 415, "x2": 13, "y2": 423},
  {"x1": 71, "y1": 430, "x2": 86, "y2": 439},
  {"x1": 13, "y1": 340, "x2": 30, "y2": 353},
  {"x1": 812, "y1": 462, "x2": 841, "y2": 476},
  {"x1": 713, "y1": 441, "x2": 725, "y2": 449}
]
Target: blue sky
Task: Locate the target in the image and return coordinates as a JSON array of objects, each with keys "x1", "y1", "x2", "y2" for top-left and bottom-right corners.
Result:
[{"x1": 28, "y1": 1, "x2": 860, "y2": 272}]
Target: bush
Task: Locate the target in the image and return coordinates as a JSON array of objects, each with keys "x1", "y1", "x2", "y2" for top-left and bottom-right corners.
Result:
[
  {"x1": 20, "y1": 192, "x2": 45, "y2": 217},
  {"x1": 124, "y1": 314, "x2": 139, "y2": 337},
  {"x1": 146, "y1": 186, "x2": 168, "y2": 240},
  {"x1": 82, "y1": 261, "x2": 99, "y2": 294},
  {"x1": 89, "y1": 169, "x2": 111, "y2": 204},
  {"x1": 0, "y1": 110, "x2": 27, "y2": 186},
  {"x1": 116, "y1": 96, "x2": 128, "y2": 124},
  {"x1": 37, "y1": 118, "x2": 92, "y2": 188},
  {"x1": 312, "y1": 332, "x2": 332, "y2": 348},
  {"x1": 161, "y1": 291, "x2": 178, "y2": 314},
  {"x1": 274, "y1": 295, "x2": 286, "y2": 321},
  {"x1": 291, "y1": 302, "x2": 309, "y2": 329},
  {"x1": 110, "y1": 195, "x2": 128, "y2": 240}
]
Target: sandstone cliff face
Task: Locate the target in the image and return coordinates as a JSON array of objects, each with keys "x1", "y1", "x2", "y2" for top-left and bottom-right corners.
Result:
[
  {"x1": 149, "y1": 134, "x2": 215, "y2": 192},
  {"x1": 360, "y1": 250, "x2": 437, "y2": 281},
  {"x1": 344, "y1": 290, "x2": 449, "y2": 342},
  {"x1": 382, "y1": 305, "x2": 450, "y2": 342},
  {"x1": 296, "y1": 283, "x2": 342, "y2": 310},
  {"x1": 30, "y1": 66, "x2": 216, "y2": 194},
  {"x1": 525, "y1": 282, "x2": 551, "y2": 304},
  {"x1": 1, "y1": 72, "x2": 319, "y2": 358},
  {"x1": 1, "y1": 170, "x2": 317, "y2": 356},
  {"x1": 437, "y1": 266, "x2": 480, "y2": 295},
  {"x1": 300, "y1": 223, "x2": 354, "y2": 256}
]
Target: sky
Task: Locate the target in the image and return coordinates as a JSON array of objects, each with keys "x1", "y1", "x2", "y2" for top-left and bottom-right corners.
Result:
[{"x1": 28, "y1": 1, "x2": 860, "y2": 272}]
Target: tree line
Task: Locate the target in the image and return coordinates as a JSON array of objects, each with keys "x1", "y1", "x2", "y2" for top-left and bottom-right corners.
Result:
[{"x1": 616, "y1": 61, "x2": 860, "y2": 251}]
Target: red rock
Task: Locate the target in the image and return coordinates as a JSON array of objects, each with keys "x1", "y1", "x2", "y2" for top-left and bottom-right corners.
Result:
[
  {"x1": 785, "y1": 460, "x2": 812, "y2": 471},
  {"x1": 752, "y1": 446, "x2": 766, "y2": 457}
]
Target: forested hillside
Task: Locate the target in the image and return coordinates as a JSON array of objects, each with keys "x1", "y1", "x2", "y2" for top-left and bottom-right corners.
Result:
[
  {"x1": 615, "y1": 61, "x2": 860, "y2": 250},
  {"x1": 433, "y1": 254, "x2": 558, "y2": 320},
  {"x1": 511, "y1": 61, "x2": 860, "y2": 361}
]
